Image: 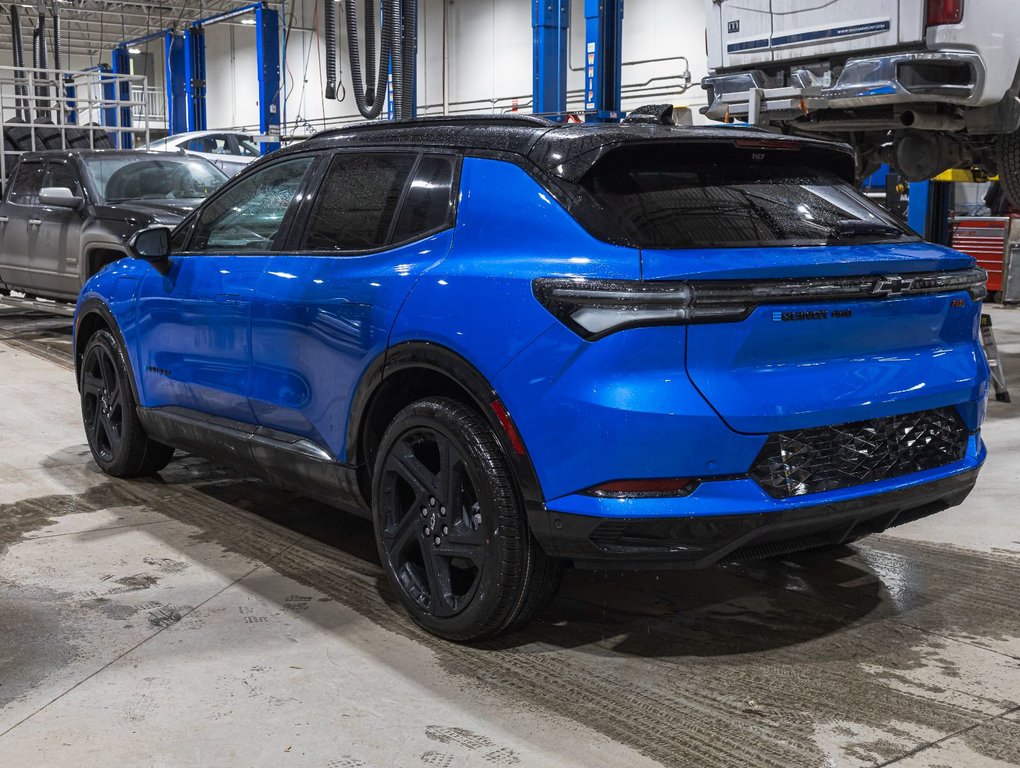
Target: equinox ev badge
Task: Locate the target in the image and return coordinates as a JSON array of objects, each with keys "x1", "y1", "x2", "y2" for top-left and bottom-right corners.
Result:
[{"x1": 773, "y1": 309, "x2": 853, "y2": 322}]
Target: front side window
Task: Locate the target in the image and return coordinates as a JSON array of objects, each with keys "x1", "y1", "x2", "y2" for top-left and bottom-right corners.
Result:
[
  {"x1": 576, "y1": 143, "x2": 916, "y2": 249},
  {"x1": 189, "y1": 156, "x2": 314, "y2": 253},
  {"x1": 187, "y1": 134, "x2": 230, "y2": 155},
  {"x1": 236, "y1": 137, "x2": 261, "y2": 157},
  {"x1": 303, "y1": 153, "x2": 417, "y2": 251},
  {"x1": 44, "y1": 162, "x2": 82, "y2": 197},
  {"x1": 8, "y1": 162, "x2": 45, "y2": 205}
]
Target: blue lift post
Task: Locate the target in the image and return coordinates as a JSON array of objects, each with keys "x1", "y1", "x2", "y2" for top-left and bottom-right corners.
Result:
[
  {"x1": 255, "y1": 5, "x2": 281, "y2": 152},
  {"x1": 907, "y1": 181, "x2": 953, "y2": 245},
  {"x1": 584, "y1": 0, "x2": 623, "y2": 122},
  {"x1": 165, "y1": 32, "x2": 189, "y2": 135},
  {"x1": 99, "y1": 64, "x2": 117, "y2": 133},
  {"x1": 184, "y1": 26, "x2": 207, "y2": 132},
  {"x1": 532, "y1": 0, "x2": 569, "y2": 119},
  {"x1": 111, "y1": 46, "x2": 133, "y2": 147}
]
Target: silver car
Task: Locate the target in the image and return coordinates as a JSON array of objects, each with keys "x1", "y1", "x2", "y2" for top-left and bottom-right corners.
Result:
[{"x1": 142, "y1": 130, "x2": 261, "y2": 176}]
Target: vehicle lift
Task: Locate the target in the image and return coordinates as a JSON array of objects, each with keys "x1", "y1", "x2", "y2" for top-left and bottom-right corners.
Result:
[
  {"x1": 108, "y1": 2, "x2": 281, "y2": 153},
  {"x1": 532, "y1": 0, "x2": 623, "y2": 122}
]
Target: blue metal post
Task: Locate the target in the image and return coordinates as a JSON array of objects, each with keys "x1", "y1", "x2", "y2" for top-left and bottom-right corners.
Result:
[
  {"x1": 165, "y1": 31, "x2": 188, "y2": 135},
  {"x1": 185, "y1": 27, "x2": 207, "y2": 132},
  {"x1": 255, "y1": 6, "x2": 281, "y2": 153},
  {"x1": 584, "y1": 0, "x2": 623, "y2": 122},
  {"x1": 907, "y1": 181, "x2": 930, "y2": 236},
  {"x1": 99, "y1": 63, "x2": 117, "y2": 132},
  {"x1": 532, "y1": 0, "x2": 569, "y2": 118},
  {"x1": 64, "y1": 76, "x2": 77, "y2": 125},
  {"x1": 111, "y1": 47, "x2": 133, "y2": 147}
]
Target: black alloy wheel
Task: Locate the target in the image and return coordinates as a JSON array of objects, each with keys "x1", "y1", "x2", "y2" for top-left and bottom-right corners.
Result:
[
  {"x1": 373, "y1": 397, "x2": 561, "y2": 641},
  {"x1": 80, "y1": 330, "x2": 175, "y2": 477},
  {"x1": 81, "y1": 339, "x2": 126, "y2": 465}
]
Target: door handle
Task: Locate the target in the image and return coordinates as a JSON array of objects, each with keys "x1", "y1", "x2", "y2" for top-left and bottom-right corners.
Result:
[
  {"x1": 0, "y1": 216, "x2": 8, "y2": 223},
  {"x1": 28, "y1": 219, "x2": 42, "y2": 226}
]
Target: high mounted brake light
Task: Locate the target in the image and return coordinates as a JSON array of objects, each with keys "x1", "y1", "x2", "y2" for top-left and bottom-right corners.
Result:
[{"x1": 927, "y1": 0, "x2": 964, "y2": 26}]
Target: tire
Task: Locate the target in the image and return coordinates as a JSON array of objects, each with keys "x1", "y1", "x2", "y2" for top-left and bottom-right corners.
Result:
[
  {"x1": 996, "y1": 129, "x2": 1020, "y2": 209},
  {"x1": 372, "y1": 397, "x2": 561, "y2": 641},
  {"x1": 80, "y1": 330, "x2": 175, "y2": 477}
]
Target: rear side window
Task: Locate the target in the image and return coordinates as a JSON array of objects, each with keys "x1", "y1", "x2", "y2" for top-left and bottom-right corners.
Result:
[
  {"x1": 390, "y1": 155, "x2": 457, "y2": 244},
  {"x1": 303, "y1": 153, "x2": 417, "y2": 251},
  {"x1": 577, "y1": 143, "x2": 916, "y2": 249},
  {"x1": 8, "y1": 162, "x2": 45, "y2": 205}
]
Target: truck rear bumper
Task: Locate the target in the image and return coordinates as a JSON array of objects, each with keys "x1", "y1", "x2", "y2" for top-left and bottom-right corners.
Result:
[{"x1": 703, "y1": 50, "x2": 986, "y2": 123}]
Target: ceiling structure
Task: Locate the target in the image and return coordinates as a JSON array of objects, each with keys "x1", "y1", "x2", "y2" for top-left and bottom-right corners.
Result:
[{"x1": 0, "y1": 0, "x2": 283, "y2": 62}]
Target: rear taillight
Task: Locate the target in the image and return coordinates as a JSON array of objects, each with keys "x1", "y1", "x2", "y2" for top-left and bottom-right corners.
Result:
[{"x1": 927, "y1": 0, "x2": 964, "y2": 26}]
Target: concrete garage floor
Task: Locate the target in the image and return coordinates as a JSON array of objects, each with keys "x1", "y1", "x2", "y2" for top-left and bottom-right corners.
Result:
[{"x1": 0, "y1": 301, "x2": 1018, "y2": 768}]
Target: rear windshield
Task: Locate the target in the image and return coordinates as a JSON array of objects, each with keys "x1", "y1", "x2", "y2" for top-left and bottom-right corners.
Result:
[{"x1": 576, "y1": 143, "x2": 917, "y2": 249}]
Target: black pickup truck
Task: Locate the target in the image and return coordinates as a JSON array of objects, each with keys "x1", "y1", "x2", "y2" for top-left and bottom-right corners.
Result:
[{"x1": 0, "y1": 149, "x2": 225, "y2": 302}]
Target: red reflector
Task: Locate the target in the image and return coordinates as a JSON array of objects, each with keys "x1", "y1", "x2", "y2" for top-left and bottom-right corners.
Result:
[
  {"x1": 587, "y1": 478, "x2": 693, "y2": 497},
  {"x1": 490, "y1": 399, "x2": 526, "y2": 457},
  {"x1": 927, "y1": 0, "x2": 963, "y2": 26}
]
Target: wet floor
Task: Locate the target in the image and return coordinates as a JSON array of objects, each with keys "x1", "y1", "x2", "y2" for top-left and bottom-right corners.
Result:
[{"x1": 1, "y1": 301, "x2": 1019, "y2": 767}]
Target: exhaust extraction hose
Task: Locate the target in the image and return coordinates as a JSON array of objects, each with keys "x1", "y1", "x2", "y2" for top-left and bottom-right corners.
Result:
[
  {"x1": 10, "y1": 5, "x2": 28, "y2": 118},
  {"x1": 324, "y1": 0, "x2": 337, "y2": 100},
  {"x1": 343, "y1": 0, "x2": 391, "y2": 119},
  {"x1": 52, "y1": 0, "x2": 62, "y2": 72},
  {"x1": 400, "y1": 0, "x2": 415, "y2": 119}
]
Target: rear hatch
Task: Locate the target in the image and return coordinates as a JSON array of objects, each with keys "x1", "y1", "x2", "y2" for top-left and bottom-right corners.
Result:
[
  {"x1": 577, "y1": 139, "x2": 985, "y2": 434},
  {"x1": 713, "y1": 0, "x2": 924, "y2": 70}
]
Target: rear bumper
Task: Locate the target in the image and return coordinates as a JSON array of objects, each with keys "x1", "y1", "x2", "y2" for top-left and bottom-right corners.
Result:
[
  {"x1": 703, "y1": 50, "x2": 986, "y2": 122},
  {"x1": 529, "y1": 461, "x2": 981, "y2": 570}
]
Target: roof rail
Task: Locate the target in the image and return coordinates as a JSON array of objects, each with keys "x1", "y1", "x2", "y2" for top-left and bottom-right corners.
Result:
[{"x1": 312, "y1": 113, "x2": 556, "y2": 140}]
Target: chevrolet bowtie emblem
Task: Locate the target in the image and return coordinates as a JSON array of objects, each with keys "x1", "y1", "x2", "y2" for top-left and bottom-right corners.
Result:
[{"x1": 873, "y1": 275, "x2": 912, "y2": 296}]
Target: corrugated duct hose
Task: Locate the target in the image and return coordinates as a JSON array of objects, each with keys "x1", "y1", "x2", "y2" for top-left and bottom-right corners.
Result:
[
  {"x1": 340, "y1": 0, "x2": 393, "y2": 119},
  {"x1": 330, "y1": 0, "x2": 414, "y2": 120},
  {"x1": 10, "y1": 5, "x2": 27, "y2": 119},
  {"x1": 400, "y1": 0, "x2": 415, "y2": 118}
]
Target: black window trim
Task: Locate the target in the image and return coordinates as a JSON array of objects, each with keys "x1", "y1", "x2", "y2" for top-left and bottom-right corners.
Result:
[
  {"x1": 286, "y1": 147, "x2": 461, "y2": 257},
  {"x1": 176, "y1": 151, "x2": 323, "y2": 257}
]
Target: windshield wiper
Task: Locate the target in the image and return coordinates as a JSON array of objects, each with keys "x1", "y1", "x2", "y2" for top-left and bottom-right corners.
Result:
[{"x1": 829, "y1": 220, "x2": 906, "y2": 240}]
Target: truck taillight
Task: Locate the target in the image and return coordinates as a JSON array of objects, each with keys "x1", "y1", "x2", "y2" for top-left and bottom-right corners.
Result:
[{"x1": 927, "y1": 0, "x2": 964, "y2": 26}]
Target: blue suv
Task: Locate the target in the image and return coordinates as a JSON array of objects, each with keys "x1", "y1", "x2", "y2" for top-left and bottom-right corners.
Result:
[{"x1": 74, "y1": 114, "x2": 989, "y2": 640}]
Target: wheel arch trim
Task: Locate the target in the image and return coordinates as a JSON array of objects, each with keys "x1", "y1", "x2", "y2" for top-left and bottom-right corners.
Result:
[
  {"x1": 74, "y1": 297, "x2": 140, "y2": 404},
  {"x1": 348, "y1": 341, "x2": 546, "y2": 508}
]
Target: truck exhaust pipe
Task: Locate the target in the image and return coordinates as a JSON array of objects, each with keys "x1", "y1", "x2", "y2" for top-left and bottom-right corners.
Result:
[{"x1": 899, "y1": 110, "x2": 965, "y2": 131}]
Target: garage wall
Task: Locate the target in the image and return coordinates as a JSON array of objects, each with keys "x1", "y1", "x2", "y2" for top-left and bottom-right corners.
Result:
[
  {"x1": 203, "y1": 0, "x2": 710, "y2": 133},
  {"x1": 0, "y1": 0, "x2": 710, "y2": 134}
]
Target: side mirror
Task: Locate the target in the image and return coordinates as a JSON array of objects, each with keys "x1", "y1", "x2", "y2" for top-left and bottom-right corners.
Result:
[
  {"x1": 128, "y1": 226, "x2": 173, "y2": 276},
  {"x1": 39, "y1": 186, "x2": 83, "y2": 208}
]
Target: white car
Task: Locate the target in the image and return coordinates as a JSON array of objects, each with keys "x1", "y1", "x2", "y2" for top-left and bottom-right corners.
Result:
[
  {"x1": 142, "y1": 131, "x2": 261, "y2": 176},
  {"x1": 702, "y1": 0, "x2": 1020, "y2": 203}
]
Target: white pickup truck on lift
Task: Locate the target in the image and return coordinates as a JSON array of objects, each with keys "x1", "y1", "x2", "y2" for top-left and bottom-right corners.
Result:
[{"x1": 701, "y1": 0, "x2": 1020, "y2": 202}]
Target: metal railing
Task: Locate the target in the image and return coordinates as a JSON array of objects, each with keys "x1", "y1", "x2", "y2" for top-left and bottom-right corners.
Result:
[
  {"x1": 1, "y1": 64, "x2": 151, "y2": 181},
  {"x1": 131, "y1": 85, "x2": 165, "y2": 122}
]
